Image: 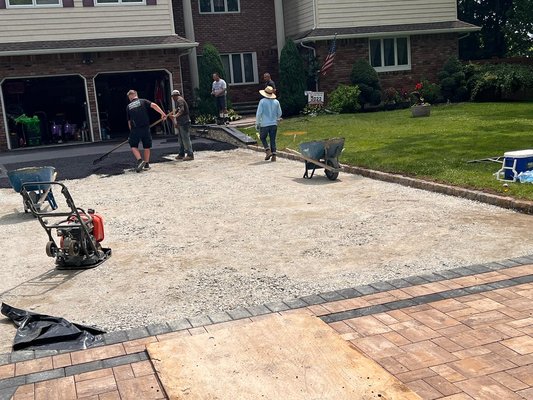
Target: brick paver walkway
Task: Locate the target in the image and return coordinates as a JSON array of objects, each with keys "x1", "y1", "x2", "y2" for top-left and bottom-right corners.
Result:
[{"x1": 1, "y1": 257, "x2": 531, "y2": 399}]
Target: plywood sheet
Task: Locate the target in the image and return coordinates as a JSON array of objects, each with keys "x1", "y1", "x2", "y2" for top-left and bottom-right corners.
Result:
[{"x1": 147, "y1": 313, "x2": 421, "y2": 400}]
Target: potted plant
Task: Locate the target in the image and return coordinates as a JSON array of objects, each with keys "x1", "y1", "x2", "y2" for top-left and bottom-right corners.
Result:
[{"x1": 410, "y1": 82, "x2": 431, "y2": 117}]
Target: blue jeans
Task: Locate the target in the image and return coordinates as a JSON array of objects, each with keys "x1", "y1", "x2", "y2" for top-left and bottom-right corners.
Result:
[{"x1": 259, "y1": 125, "x2": 277, "y2": 154}]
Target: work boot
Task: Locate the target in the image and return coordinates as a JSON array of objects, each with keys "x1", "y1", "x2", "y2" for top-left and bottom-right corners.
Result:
[
  {"x1": 271, "y1": 154, "x2": 277, "y2": 162},
  {"x1": 182, "y1": 154, "x2": 194, "y2": 161},
  {"x1": 175, "y1": 154, "x2": 184, "y2": 160},
  {"x1": 135, "y1": 159, "x2": 145, "y2": 173},
  {"x1": 264, "y1": 149, "x2": 272, "y2": 160}
]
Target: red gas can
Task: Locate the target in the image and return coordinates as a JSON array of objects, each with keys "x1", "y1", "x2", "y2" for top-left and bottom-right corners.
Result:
[{"x1": 88, "y1": 209, "x2": 105, "y2": 242}]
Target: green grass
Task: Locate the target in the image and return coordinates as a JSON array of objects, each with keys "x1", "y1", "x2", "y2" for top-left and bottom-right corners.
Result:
[{"x1": 242, "y1": 102, "x2": 533, "y2": 200}]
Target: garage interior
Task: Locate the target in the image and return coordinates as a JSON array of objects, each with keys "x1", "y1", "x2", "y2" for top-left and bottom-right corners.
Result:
[
  {"x1": 2, "y1": 76, "x2": 88, "y2": 149},
  {"x1": 95, "y1": 70, "x2": 174, "y2": 140}
]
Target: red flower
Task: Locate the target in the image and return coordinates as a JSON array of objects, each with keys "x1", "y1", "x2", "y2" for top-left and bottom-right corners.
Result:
[{"x1": 415, "y1": 82, "x2": 423, "y2": 91}]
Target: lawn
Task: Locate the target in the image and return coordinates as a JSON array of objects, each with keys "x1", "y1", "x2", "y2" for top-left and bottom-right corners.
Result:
[{"x1": 242, "y1": 102, "x2": 533, "y2": 200}]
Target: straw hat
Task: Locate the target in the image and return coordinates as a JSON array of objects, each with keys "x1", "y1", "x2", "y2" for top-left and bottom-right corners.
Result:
[{"x1": 259, "y1": 86, "x2": 276, "y2": 99}]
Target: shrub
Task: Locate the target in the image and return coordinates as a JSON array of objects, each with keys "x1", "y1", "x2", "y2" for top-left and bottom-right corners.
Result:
[
  {"x1": 279, "y1": 39, "x2": 307, "y2": 116},
  {"x1": 382, "y1": 87, "x2": 400, "y2": 104},
  {"x1": 350, "y1": 59, "x2": 381, "y2": 109},
  {"x1": 467, "y1": 63, "x2": 533, "y2": 101},
  {"x1": 437, "y1": 57, "x2": 468, "y2": 102},
  {"x1": 196, "y1": 43, "x2": 227, "y2": 116},
  {"x1": 327, "y1": 85, "x2": 361, "y2": 113},
  {"x1": 419, "y1": 80, "x2": 442, "y2": 104}
]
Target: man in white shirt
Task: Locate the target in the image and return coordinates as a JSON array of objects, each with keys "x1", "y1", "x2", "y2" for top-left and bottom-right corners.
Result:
[{"x1": 211, "y1": 72, "x2": 228, "y2": 125}]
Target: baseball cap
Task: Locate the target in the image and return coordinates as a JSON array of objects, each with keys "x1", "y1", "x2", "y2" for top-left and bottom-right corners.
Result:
[{"x1": 171, "y1": 90, "x2": 180, "y2": 96}]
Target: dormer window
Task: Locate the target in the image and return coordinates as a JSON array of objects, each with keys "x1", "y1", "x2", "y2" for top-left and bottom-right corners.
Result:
[{"x1": 7, "y1": 0, "x2": 60, "y2": 6}]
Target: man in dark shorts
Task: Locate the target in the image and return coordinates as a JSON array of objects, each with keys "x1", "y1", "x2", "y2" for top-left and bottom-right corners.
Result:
[{"x1": 126, "y1": 89, "x2": 167, "y2": 172}]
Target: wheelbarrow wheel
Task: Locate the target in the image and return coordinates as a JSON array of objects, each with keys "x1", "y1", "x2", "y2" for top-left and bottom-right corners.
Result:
[{"x1": 325, "y1": 159, "x2": 340, "y2": 181}]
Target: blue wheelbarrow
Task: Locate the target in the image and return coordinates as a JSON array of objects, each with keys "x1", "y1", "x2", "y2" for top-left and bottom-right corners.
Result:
[
  {"x1": 7, "y1": 166, "x2": 58, "y2": 212},
  {"x1": 287, "y1": 138, "x2": 345, "y2": 180}
]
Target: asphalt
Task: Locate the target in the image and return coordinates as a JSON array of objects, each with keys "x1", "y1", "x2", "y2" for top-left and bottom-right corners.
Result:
[{"x1": 0, "y1": 135, "x2": 236, "y2": 189}]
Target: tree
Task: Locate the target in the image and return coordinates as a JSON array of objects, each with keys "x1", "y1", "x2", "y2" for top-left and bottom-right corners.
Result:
[
  {"x1": 458, "y1": 0, "x2": 533, "y2": 59},
  {"x1": 196, "y1": 43, "x2": 226, "y2": 117},
  {"x1": 279, "y1": 39, "x2": 307, "y2": 116}
]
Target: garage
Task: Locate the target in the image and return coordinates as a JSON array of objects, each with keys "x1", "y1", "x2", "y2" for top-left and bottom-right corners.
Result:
[
  {"x1": 2, "y1": 75, "x2": 89, "y2": 149},
  {"x1": 95, "y1": 70, "x2": 173, "y2": 140}
]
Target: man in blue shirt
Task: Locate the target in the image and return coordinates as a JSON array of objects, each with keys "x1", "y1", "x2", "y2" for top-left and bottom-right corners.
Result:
[{"x1": 255, "y1": 86, "x2": 282, "y2": 161}]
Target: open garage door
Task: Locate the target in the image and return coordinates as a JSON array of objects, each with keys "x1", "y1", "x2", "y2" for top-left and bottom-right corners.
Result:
[
  {"x1": 95, "y1": 70, "x2": 173, "y2": 140},
  {"x1": 2, "y1": 75, "x2": 89, "y2": 149}
]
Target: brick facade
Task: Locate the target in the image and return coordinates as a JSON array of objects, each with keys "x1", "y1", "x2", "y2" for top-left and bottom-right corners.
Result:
[
  {"x1": 173, "y1": 0, "x2": 279, "y2": 104},
  {"x1": 313, "y1": 33, "x2": 458, "y2": 101},
  {"x1": 0, "y1": 49, "x2": 182, "y2": 151}
]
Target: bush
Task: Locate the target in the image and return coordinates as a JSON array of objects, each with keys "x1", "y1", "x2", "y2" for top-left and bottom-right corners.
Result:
[
  {"x1": 279, "y1": 39, "x2": 307, "y2": 116},
  {"x1": 382, "y1": 87, "x2": 400, "y2": 104},
  {"x1": 467, "y1": 63, "x2": 533, "y2": 101},
  {"x1": 327, "y1": 85, "x2": 361, "y2": 113},
  {"x1": 419, "y1": 80, "x2": 442, "y2": 104},
  {"x1": 350, "y1": 59, "x2": 381, "y2": 109},
  {"x1": 196, "y1": 43, "x2": 227, "y2": 116},
  {"x1": 437, "y1": 57, "x2": 468, "y2": 102}
]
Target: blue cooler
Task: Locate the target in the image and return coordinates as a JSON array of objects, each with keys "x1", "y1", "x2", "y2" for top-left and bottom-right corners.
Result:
[{"x1": 503, "y1": 150, "x2": 533, "y2": 181}]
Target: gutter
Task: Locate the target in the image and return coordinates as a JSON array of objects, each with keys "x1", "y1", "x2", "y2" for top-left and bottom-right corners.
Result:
[
  {"x1": 294, "y1": 27, "x2": 481, "y2": 43},
  {"x1": 0, "y1": 42, "x2": 199, "y2": 57}
]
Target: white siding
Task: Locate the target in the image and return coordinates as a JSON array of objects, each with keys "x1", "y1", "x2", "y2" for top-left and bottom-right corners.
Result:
[
  {"x1": 316, "y1": 0, "x2": 458, "y2": 28},
  {"x1": 0, "y1": 0, "x2": 174, "y2": 43},
  {"x1": 283, "y1": 0, "x2": 315, "y2": 38}
]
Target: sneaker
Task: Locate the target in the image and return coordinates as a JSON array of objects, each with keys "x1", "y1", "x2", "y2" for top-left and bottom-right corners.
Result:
[
  {"x1": 264, "y1": 149, "x2": 272, "y2": 161},
  {"x1": 143, "y1": 163, "x2": 151, "y2": 170},
  {"x1": 135, "y1": 159, "x2": 145, "y2": 172},
  {"x1": 175, "y1": 155, "x2": 184, "y2": 160},
  {"x1": 271, "y1": 154, "x2": 277, "y2": 162},
  {"x1": 182, "y1": 154, "x2": 194, "y2": 161}
]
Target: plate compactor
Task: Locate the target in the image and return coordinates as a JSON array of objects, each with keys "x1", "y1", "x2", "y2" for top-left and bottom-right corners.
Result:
[{"x1": 21, "y1": 181, "x2": 111, "y2": 270}]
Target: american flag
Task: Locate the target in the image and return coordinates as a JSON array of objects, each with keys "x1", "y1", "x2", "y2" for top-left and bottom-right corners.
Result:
[{"x1": 320, "y1": 36, "x2": 337, "y2": 76}]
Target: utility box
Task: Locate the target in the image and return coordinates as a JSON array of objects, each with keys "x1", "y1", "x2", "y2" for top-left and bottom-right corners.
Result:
[{"x1": 496, "y1": 149, "x2": 533, "y2": 181}]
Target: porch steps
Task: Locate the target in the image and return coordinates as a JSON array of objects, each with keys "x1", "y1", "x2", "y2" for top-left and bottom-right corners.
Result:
[{"x1": 231, "y1": 101, "x2": 258, "y2": 116}]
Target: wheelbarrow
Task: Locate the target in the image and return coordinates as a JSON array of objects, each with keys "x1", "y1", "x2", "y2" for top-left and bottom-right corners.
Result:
[
  {"x1": 7, "y1": 166, "x2": 58, "y2": 212},
  {"x1": 287, "y1": 138, "x2": 345, "y2": 180}
]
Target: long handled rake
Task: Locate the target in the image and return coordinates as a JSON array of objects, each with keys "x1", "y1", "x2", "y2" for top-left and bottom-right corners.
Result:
[{"x1": 92, "y1": 115, "x2": 168, "y2": 165}]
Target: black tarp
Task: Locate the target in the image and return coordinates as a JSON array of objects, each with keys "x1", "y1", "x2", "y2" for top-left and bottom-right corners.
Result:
[{"x1": 1, "y1": 303, "x2": 105, "y2": 351}]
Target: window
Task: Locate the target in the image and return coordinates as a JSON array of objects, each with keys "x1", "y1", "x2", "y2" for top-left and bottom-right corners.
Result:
[
  {"x1": 96, "y1": 0, "x2": 143, "y2": 4},
  {"x1": 369, "y1": 37, "x2": 410, "y2": 72},
  {"x1": 199, "y1": 0, "x2": 239, "y2": 13},
  {"x1": 8, "y1": 0, "x2": 60, "y2": 6},
  {"x1": 220, "y1": 53, "x2": 257, "y2": 85}
]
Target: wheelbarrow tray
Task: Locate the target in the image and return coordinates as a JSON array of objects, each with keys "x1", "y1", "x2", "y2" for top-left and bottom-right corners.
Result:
[
  {"x1": 285, "y1": 148, "x2": 341, "y2": 172},
  {"x1": 7, "y1": 166, "x2": 58, "y2": 211},
  {"x1": 299, "y1": 138, "x2": 345, "y2": 162}
]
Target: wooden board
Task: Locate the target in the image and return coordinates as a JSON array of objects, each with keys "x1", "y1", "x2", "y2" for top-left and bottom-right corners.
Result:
[{"x1": 147, "y1": 313, "x2": 421, "y2": 400}]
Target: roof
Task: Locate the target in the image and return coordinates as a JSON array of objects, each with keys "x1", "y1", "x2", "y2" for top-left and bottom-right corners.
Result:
[
  {"x1": 0, "y1": 35, "x2": 198, "y2": 57},
  {"x1": 294, "y1": 20, "x2": 481, "y2": 42}
]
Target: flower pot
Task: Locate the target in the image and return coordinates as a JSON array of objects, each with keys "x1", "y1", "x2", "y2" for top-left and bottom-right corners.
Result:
[{"x1": 411, "y1": 104, "x2": 431, "y2": 117}]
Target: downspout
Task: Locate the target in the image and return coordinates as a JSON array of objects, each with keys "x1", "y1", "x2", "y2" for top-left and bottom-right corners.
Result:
[
  {"x1": 183, "y1": 0, "x2": 199, "y2": 91},
  {"x1": 179, "y1": 49, "x2": 193, "y2": 95},
  {"x1": 274, "y1": 0, "x2": 285, "y2": 60},
  {"x1": 300, "y1": 41, "x2": 318, "y2": 91}
]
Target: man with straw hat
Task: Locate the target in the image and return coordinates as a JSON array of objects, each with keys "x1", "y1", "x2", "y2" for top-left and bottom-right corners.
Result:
[{"x1": 255, "y1": 86, "x2": 282, "y2": 162}]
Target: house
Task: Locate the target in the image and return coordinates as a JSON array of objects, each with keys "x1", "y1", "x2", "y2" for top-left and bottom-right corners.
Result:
[
  {"x1": 0, "y1": 0, "x2": 479, "y2": 152},
  {"x1": 175, "y1": 0, "x2": 479, "y2": 110},
  {"x1": 0, "y1": 0, "x2": 196, "y2": 151}
]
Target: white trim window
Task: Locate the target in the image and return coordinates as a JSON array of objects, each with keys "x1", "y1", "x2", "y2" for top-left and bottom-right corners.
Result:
[
  {"x1": 220, "y1": 52, "x2": 257, "y2": 85},
  {"x1": 369, "y1": 37, "x2": 411, "y2": 72},
  {"x1": 199, "y1": 0, "x2": 239, "y2": 13},
  {"x1": 7, "y1": 0, "x2": 60, "y2": 6},
  {"x1": 96, "y1": 0, "x2": 143, "y2": 4}
]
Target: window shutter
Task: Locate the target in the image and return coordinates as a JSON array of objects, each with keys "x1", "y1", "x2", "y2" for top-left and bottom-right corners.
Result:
[
  {"x1": 0, "y1": 0, "x2": 6, "y2": 9},
  {"x1": 146, "y1": 0, "x2": 157, "y2": 5},
  {"x1": 82, "y1": 0, "x2": 94, "y2": 6},
  {"x1": 63, "y1": 0, "x2": 74, "y2": 6}
]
